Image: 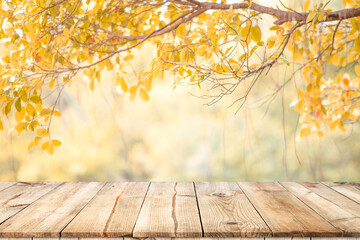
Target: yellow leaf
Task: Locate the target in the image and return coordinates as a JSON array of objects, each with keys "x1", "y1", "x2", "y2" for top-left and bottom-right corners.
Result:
[
  {"x1": 251, "y1": 25, "x2": 261, "y2": 43},
  {"x1": 215, "y1": 64, "x2": 223, "y2": 74},
  {"x1": 144, "y1": 74, "x2": 153, "y2": 92},
  {"x1": 51, "y1": 139, "x2": 62, "y2": 147},
  {"x1": 139, "y1": 88, "x2": 149, "y2": 101},
  {"x1": 300, "y1": 128, "x2": 310, "y2": 138},
  {"x1": 28, "y1": 142, "x2": 35, "y2": 152},
  {"x1": 228, "y1": 59, "x2": 239, "y2": 69},
  {"x1": 4, "y1": 102, "x2": 12, "y2": 115},
  {"x1": 89, "y1": 78, "x2": 94, "y2": 91},
  {"x1": 197, "y1": 45, "x2": 207, "y2": 56},
  {"x1": 15, "y1": 108, "x2": 25, "y2": 122},
  {"x1": 118, "y1": 76, "x2": 128, "y2": 92},
  {"x1": 15, "y1": 98, "x2": 22, "y2": 112},
  {"x1": 47, "y1": 145, "x2": 54, "y2": 155},
  {"x1": 177, "y1": 24, "x2": 186, "y2": 38},
  {"x1": 30, "y1": 95, "x2": 41, "y2": 104},
  {"x1": 304, "y1": 0, "x2": 310, "y2": 11},
  {"x1": 34, "y1": 137, "x2": 41, "y2": 146},
  {"x1": 129, "y1": 85, "x2": 138, "y2": 95},
  {"x1": 15, "y1": 122, "x2": 25, "y2": 134},
  {"x1": 317, "y1": 131, "x2": 324, "y2": 137},
  {"x1": 0, "y1": 119, "x2": 3, "y2": 131},
  {"x1": 53, "y1": 110, "x2": 61, "y2": 117},
  {"x1": 36, "y1": 128, "x2": 44, "y2": 136},
  {"x1": 123, "y1": 54, "x2": 134, "y2": 61},
  {"x1": 41, "y1": 141, "x2": 50, "y2": 150},
  {"x1": 267, "y1": 36, "x2": 276, "y2": 48},
  {"x1": 49, "y1": 78, "x2": 55, "y2": 89},
  {"x1": 328, "y1": 120, "x2": 338, "y2": 130},
  {"x1": 179, "y1": 66, "x2": 185, "y2": 76},
  {"x1": 338, "y1": 120, "x2": 346, "y2": 132},
  {"x1": 355, "y1": 65, "x2": 360, "y2": 77},
  {"x1": 26, "y1": 104, "x2": 36, "y2": 117},
  {"x1": 180, "y1": 48, "x2": 187, "y2": 62},
  {"x1": 306, "y1": 11, "x2": 316, "y2": 23}
]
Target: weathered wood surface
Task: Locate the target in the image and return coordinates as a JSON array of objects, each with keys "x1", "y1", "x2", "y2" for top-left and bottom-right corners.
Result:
[
  {"x1": 0, "y1": 182, "x2": 61, "y2": 225},
  {"x1": 238, "y1": 182, "x2": 342, "y2": 237},
  {"x1": 0, "y1": 182, "x2": 104, "y2": 237},
  {"x1": 0, "y1": 182, "x2": 359, "y2": 238},
  {"x1": 0, "y1": 182, "x2": 15, "y2": 192},
  {"x1": 195, "y1": 182, "x2": 271, "y2": 237},
  {"x1": 133, "y1": 182, "x2": 202, "y2": 238},
  {"x1": 62, "y1": 182, "x2": 149, "y2": 237},
  {"x1": 323, "y1": 182, "x2": 360, "y2": 204},
  {"x1": 281, "y1": 182, "x2": 360, "y2": 237}
]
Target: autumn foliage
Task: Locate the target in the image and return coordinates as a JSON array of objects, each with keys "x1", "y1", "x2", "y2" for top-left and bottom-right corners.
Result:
[{"x1": 1, "y1": 0, "x2": 360, "y2": 153}]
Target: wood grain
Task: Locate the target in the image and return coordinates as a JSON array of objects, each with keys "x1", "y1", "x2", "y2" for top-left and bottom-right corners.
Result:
[
  {"x1": 0, "y1": 183, "x2": 15, "y2": 192},
  {"x1": 195, "y1": 182, "x2": 271, "y2": 237},
  {"x1": 0, "y1": 238, "x2": 32, "y2": 240},
  {"x1": 323, "y1": 182, "x2": 360, "y2": 204},
  {"x1": 281, "y1": 182, "x2": 360, "y2": 236},
  {"x1": 0, "y1": 182, "x2": 61, "y2": 224},
  {"x1": 0, "y1": 182, "x2": 359, "y2": 238},
  {"x1": 133, "y1": 182, "x2": 202, "y2": 238},
  {"x1": 238, "y1": 182, "x2": 342, "y2": 237},
  {"x1": 0, "y1": 182, "x2": 104, "y2": 238},
  {"x1": 62, "y1": 182, "x2": 149, "y2": 237}
]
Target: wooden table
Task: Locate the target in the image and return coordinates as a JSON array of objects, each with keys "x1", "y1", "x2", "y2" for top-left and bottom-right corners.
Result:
[{"x1": 0, "y1": 182, "x2": 359, "y2": 239}]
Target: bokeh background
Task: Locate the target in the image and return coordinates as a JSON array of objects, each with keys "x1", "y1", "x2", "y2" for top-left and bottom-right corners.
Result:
[{"x1": 1, "y1": 0, "x2": 359, "y2": 182}]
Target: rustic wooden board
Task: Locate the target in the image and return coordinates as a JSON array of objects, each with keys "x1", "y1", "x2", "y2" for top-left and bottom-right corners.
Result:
[
  {"x1": 0, "y1": 182, "x2": 359, "y2": 238},
  {"x1": 323, "y1": 182, "x2": 360, "y2": 204},
  {"x1": 0, "y1": 182, "x2": 61, "y2": 224},
  {"x1": 300, "y1": 183, "x2": 360, "y2": 217},
  {"x1": 238, "y1": 182, "x2": 342, "y2": 237},
  {"x1": 0, "y1": 238, "x2": 32, "y2": 240},
  {"x1": 265, "y1": 238, "x2": 311, "y2": 240},
  {"x1": 0, "y1": 182, "x2": 15, "y2": 192},
  {"x1": 312, "y1": 238, "x2": 359, "y2": 240},
  {"x1": 281, "y1": 182, "x2": 360, "y2": 237},
  {"x1": 132, "y1": 182, "x2": 202, "y2": 238},
  {"x1": 33, "y1": 238, "x2": 78, "y2": 240},
  {"x1": 62, "y1": 182, "x2": 149, "y2": 237},
  {"x1": 0, "y1": 182, "x2": 104, "y2": 238},
  {"x1": 195, "y1": 182, "x2": 271, "y2": 237},
  {"x1": 125, "y1": 238, "x2": 263, "y2": 240}
]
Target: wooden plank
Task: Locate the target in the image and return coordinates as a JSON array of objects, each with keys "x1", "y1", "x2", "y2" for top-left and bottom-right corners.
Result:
[
  {"x1": 34, "y1": 238, "x2": 78, "y2": 240},
  {"x1": 238, "y1": 182, "x2": 342, "y2": 237},
  {"x1": 125, "y1": 238, "x2": 261, "y2": 240},
  {"x1": 265, "y1": 238, "x2": 310, "y2": 240},
  {"x1": 281, "y1": 182, "x2": 360, "y2": 237},
  {"x1": 195, "y1": 182, "x2": 271, "y2": 237},
  {"x1": 301, "y1": 183, "x2": 360, "y2": 217},
  {"x1": 323, "y1": 182, "x2": 360, "y2": 204},
  {"x1": 80, "y1": 238, "x2": 123, "y2": 240},
  {"x1": 0, "y1": 182, "x2": 104, "y2": 238},
  {"x1": 133, "y1": 182, "x2": 202, "y2": 238},
  {"x1": 0, "y1": 238, "x2": 31, "y2": 240},
  {"x1": 62, "y1": 182, "x2": 149, "y2": 237},
  {"x1": 0, "y1": 182, "x2": 61, "y2": 224},
  {"x1": 0, "y1": 183, "x2": 15, "y2": 192},
  {"x1": 312, "y1": 238, "x2": 359, "y2": 240}
]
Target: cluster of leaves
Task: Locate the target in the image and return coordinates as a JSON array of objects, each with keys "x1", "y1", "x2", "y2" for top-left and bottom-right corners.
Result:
[
  {"x1": 1, "y1": 0, "x2": 360, "y2": 154},
  {"x1": 287, "y1": 1, "x2": 360, "y2": 137}
]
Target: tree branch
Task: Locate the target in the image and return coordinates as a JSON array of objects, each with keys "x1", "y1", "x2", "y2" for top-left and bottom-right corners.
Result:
[{"x1": 185, "y1": 0, "x2": 360, "y2": 25}]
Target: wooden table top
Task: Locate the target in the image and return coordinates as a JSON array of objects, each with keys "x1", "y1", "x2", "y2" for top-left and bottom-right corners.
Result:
[{"x1": 0, "y1": 182, "x2": 359, "y2": 239}]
